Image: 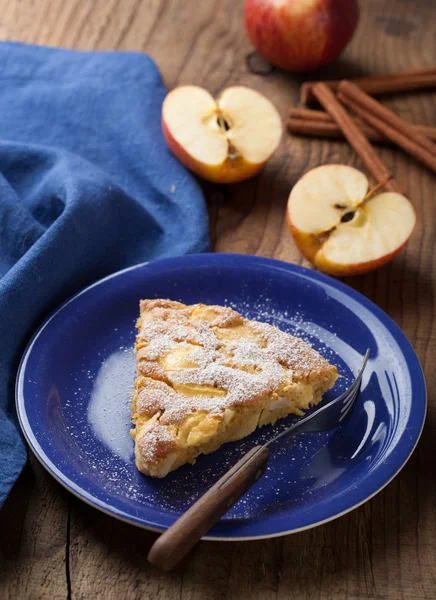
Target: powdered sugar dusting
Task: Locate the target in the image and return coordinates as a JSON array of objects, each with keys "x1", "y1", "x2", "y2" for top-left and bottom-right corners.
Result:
[
  {"x1": 133, "y1": 300, "x2": 336, "y2": 426},
  {"x1": 63, "y1": 293, "x2": 355, "y2": 522},
  {"x1": 138, "y1": 423, "x2": 177, "y2": 465}
]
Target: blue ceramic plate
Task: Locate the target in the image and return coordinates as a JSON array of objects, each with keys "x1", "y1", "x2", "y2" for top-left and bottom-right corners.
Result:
[{"x1": 16, "y1": 254, "x2": 426, "y2": 540}]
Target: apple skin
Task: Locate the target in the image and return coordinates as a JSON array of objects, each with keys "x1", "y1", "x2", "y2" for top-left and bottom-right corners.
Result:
[
  {"x1": 286, "y1": 207, "x2": 415, "y2": 277},
  {"x1": 162, "y1": 118, "x2": 268, "y2": 184},
  {"x1": 244, "y1": 0, "x2": 359, "y2": 74}
]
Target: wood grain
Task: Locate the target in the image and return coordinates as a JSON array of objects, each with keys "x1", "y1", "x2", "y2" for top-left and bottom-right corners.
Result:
[{"x1": 0, "y1": 0, "x2": 435, "y2": 599}]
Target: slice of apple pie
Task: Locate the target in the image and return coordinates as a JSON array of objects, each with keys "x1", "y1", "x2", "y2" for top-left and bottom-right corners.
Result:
[{"x1": 131, "y1": 300, "x2": 338, "y2": 478}]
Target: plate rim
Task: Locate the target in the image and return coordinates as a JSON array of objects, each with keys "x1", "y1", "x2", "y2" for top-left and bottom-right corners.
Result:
[{"x1": 15, "y1": 253, "x2": 427, "y2": 541}]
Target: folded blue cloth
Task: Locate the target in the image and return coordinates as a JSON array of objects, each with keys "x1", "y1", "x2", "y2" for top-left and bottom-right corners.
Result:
[{"x1": 0, "y1": 42, "x2": 209, "y2": 506}]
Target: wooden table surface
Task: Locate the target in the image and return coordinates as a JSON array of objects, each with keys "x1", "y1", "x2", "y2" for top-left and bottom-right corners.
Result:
[{"x1": 0, "y1": 1, "x2": 435, "y2": 598}]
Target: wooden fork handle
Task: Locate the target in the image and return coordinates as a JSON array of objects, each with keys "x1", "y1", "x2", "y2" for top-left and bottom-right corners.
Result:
[{"x1": 147, "y1": 445, "x2": 269, "y2": 571}]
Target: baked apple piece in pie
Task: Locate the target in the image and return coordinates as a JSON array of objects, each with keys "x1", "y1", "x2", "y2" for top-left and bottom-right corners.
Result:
[{"x1": 131, "y1": 300, "x2": 338, "y2": 478}]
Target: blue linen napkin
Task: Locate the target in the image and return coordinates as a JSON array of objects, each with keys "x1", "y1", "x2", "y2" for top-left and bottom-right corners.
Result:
[{"x1": 0, "y1": 42, "x2": 209, "y2": 507}]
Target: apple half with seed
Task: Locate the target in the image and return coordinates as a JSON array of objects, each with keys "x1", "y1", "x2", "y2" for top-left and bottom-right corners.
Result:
[
  {"x1": 286, "y1": 165, "x2": 416, "y2": 277},
  {"x1": 162, "y1": 85, "x2": 282, "y2": 184}
]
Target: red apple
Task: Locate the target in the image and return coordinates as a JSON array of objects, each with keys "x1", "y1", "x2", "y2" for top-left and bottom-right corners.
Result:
[
  {"x1": 286, "y1": 165, "x2": 416, "y2": 277},
  {"x1": 244, "y1": 0, "x2": 359, "y2": 74},
  {"x1": 162, "y1": 85, "x2": 282, "y2": 184}
]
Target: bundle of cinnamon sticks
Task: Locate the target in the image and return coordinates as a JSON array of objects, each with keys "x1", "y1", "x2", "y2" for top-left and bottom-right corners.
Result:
[{"x1": 288, "y1": 67, "x2": 436, "y2": 184}]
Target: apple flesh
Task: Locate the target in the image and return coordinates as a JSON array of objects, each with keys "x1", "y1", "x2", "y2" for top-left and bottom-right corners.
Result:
[
  {"x1": 287, "y1": 165, "x2": 416, "y2": 276},
  {"x1": 162, "y1": 85, "x2": 282, "y2": 184},
  {"x1": 244, "y1": 0, "x2": 359, "y2": 74}
]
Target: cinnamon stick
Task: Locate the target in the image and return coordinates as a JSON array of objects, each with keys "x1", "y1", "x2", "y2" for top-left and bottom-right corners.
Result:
[
  {"x1": 301, "y1": 66, "x2": 436, "y2": 105},
  {"x1": 289, "y1": 108, "x2": 334, "y2": 122},
  {"x1": 288, "y1": 117, "x2": 390, "y2": 143},
  {"x1": 287, "y1": 109, "x2": 436, "y2": 143},
  {"x1": 338, "y1": 81, "x2": 436, "y2": 174},
  {"x1": 311, "y1": 82, "x2": 401, "y2": 193},
  {"x1": 287, "y1": 119, "x2": 390, "y2": 143}
]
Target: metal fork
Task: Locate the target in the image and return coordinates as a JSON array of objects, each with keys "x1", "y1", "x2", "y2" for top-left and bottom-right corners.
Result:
[{"x1": 148, "y1": 349, "x2": 370, "y2": 570}]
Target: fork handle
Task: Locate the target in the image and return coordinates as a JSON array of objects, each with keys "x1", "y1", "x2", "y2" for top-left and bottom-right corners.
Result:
[{"x1": 147, "y1": 445, "x2": 269, "y2": 571}]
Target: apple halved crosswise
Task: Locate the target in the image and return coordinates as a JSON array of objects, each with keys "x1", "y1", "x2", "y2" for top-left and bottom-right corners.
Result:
[
  {"x1": 162, "y1": 85, "x2": 282, "y2": 183},
  {"x1": 287, "y1": 165, "x2": 416, "y2": 276}
]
